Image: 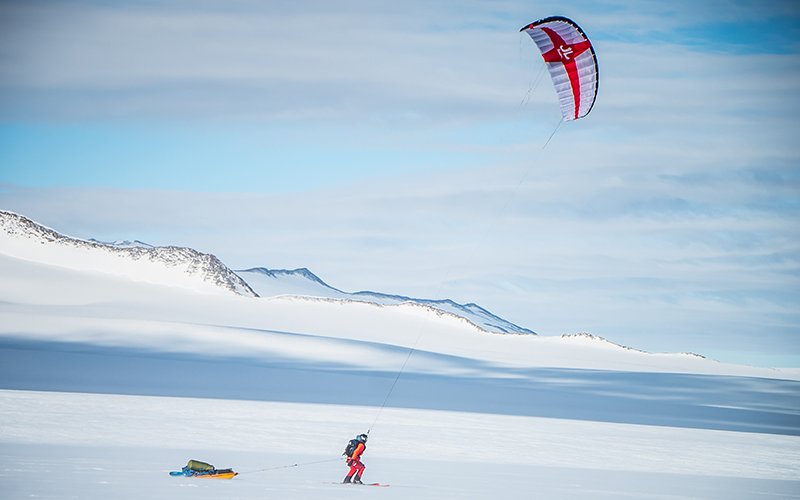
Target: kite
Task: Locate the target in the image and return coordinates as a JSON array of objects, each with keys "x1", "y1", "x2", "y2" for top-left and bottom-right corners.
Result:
[{"x1": 520, "y1": 16, "x2": 599, "y2": 121}]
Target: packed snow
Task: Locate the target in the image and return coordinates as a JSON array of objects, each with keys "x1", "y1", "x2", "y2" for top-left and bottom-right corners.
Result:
[{"x1": 1, "y1": 211, "x2": 799, "y2": 499}]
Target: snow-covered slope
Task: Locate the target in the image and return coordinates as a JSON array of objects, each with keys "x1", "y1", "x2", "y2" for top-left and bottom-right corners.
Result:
[
  {"x1": 237, "y1": 267, "x2": 534, "y2": 335},
  {"x1": 0, "y1": 210, "x2": 256, "y2": 297},
  {"x1": 2, "y1": 210, "x2": 798, "y2": 382}
]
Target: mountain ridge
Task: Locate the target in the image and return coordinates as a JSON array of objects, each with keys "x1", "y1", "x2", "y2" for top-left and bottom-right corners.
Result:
[
  {"x1": 0, "y1": 210, "x2": 532, "y2": 334},
  {"x1": 0, "y1": 210, "x2": 256, "y2": 297},
  {"x1": 237, "y1": 266, "x2": 535, "y2": 335}
]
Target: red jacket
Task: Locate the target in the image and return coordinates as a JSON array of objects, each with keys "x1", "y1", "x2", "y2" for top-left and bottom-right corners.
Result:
[{"x1": 349, "y1": 442, "x2": 365, "y2": 461}]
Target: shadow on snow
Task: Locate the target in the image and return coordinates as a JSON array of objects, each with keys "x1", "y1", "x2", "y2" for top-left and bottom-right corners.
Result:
[{"x1": 0, "y1": 339, "x2": 798, "y2": 437}]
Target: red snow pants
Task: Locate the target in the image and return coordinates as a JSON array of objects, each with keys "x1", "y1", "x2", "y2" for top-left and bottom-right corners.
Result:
[{"x1": 347, "y1": 459, "x2": 365, "y2": 477}]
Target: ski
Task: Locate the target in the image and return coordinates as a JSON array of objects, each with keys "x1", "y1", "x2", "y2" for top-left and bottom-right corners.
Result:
[{"x1": 333, "y1": 482, "x2": 389, "y2": 487}]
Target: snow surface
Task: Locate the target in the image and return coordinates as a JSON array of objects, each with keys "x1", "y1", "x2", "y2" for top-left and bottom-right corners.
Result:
[
  {"x1": 2, "y1": 390, "x2": 799, "y2": 500},
  {"x1": 1, "y1": 211, "x2": 800, "y2": 499}
]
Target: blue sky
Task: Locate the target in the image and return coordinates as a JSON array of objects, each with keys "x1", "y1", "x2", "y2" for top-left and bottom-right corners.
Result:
[{"x1": 1, "y1": 0, "x2": 799, "y2": 367}]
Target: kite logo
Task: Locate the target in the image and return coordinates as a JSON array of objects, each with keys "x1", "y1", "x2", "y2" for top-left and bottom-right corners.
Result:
[{"x1": 557, "y1": 45, "x2": 574, "y2": 60}]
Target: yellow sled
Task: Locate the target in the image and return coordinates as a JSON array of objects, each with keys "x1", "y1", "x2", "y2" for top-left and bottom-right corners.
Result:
[{"x1": 195, "y1": 470, "x2": 238, "y2": 479}]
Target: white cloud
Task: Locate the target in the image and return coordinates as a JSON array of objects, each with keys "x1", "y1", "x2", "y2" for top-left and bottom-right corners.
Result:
[{"x1": 3, "y1": 0, "x2": 793, "y2": 128}]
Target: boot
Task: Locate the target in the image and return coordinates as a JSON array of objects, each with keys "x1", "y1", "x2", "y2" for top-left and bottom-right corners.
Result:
[
  {"x1": 342, "y1": 475, "x2": 353, "y2": 484},
  {"x1": 353, "y1": 474, "x2": 363, "y2": 485}
]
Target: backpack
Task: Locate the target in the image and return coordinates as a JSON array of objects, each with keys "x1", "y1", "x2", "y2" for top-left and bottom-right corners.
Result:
[{"x1": 343, "y1": 438, "x2": 360, "y2": 457}]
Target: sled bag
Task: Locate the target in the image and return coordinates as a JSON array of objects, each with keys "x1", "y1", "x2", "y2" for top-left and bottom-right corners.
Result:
[{"x1": 186, "y1": 460, "x2": 215, "y2": 472}]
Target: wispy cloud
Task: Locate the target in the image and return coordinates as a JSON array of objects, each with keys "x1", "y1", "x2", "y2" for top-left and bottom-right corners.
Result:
[{"x1": 3, "y1": 0, "x2": 795, "y2": 124}]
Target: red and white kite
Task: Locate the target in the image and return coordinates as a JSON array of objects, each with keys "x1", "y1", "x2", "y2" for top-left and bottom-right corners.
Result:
[{"x1": 520, "y1": 16, "x2": 599, "y2": 121}]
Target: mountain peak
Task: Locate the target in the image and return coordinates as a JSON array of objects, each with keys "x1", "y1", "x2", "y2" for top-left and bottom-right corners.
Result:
[
  {"x1": 239, "y1": 267, "x2": 335, "y2": 289},
  {"x1": 88, "y1": 238, "x2": 155, "y2": 249},
  {"x1": 0, "y1": 210, "x2": 257, "y2": 297}
]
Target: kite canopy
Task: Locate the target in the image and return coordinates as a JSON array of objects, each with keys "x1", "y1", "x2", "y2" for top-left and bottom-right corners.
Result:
[{"x1": 520, "y1": 16, "x2": 598, "y2": 121}]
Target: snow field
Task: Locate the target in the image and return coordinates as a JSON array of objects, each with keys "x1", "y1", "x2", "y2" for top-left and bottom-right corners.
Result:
[{"x1": 2, "y1": 390, "x2": 799, "y2": 500}]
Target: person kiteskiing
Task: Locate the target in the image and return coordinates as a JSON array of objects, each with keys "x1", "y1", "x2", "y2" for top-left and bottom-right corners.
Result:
[{"x1": 342, "y1": 433, "x2": 368, "y2": 484}]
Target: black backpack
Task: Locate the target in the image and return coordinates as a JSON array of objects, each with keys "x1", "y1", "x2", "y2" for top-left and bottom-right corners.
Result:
[{"x1": 343, "y1": 438, "x2": 360, "y2": 457}]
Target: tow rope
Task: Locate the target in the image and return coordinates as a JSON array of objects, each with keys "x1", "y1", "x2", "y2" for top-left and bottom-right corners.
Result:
[{"x1": 238, "y1": 457, "x2": 342, "y2": 475}]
